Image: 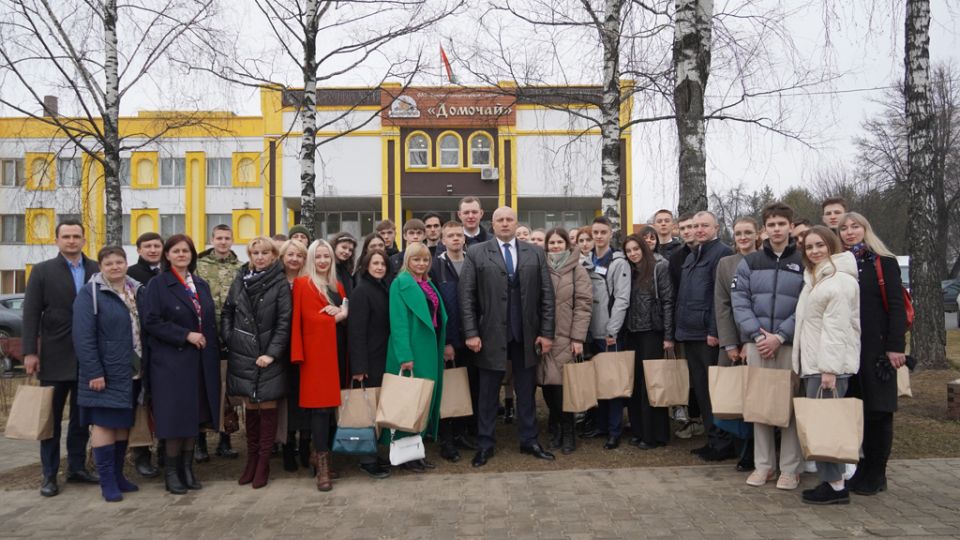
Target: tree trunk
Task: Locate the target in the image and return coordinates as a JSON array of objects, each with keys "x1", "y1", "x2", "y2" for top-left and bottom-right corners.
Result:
[
  {"x1": 299, "y1": 0, "x2": 319, "y2": 234},
  {"x1": 599, "y1": 0, "x2": 624, "y2": 245},
  {"x1": 673, "y1": 0, "x2": 712, "y2": 215},
  {"x1": 102, "y1": 0, "x2": 122, "y2": 247},
  {"x1": 904, "y1": 0, "x2": 947, "y2": 368}
]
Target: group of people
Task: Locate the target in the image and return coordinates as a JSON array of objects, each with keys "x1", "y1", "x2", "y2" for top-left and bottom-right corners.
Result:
[{"x1": 20, "y1": 195, "x2": 906, "y2": 507}]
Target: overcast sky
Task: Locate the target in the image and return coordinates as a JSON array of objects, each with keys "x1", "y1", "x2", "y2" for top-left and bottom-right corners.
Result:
[{"x1": 3, "y1": 1, "x2": 959, "y2": 224}]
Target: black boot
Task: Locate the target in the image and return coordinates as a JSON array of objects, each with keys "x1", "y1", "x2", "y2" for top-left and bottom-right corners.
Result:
[
  {"x1": 194, "y1": 433, "x2": 210, "y2": 463},
  {"x1": 132, "y1": 446, "x2": 160, "y2": 478},
  {"x1": 179, "y1": 450, "x2": 202, "y2": 490},
  {"x1": 156, "y1": 440, "x2": 166, "y2": 468},
  {"x1": 282, "y1": 441, "x2": 298, "y2": 472},
  {"x1": 164, "y1": 455, "x2": 187, "y2": 495},
  {"x1": 298, "y1": 431, "x2": 312, "y2": 469},
  {"x1": 503, "y1": 398, "x2": 515, "y2": 424},
  {"x1": 561, "y1": 414, "x2": 576, "y2": 455},
  {"x1": 215, "y1": 433, "x2": 239, "y2": 458}
]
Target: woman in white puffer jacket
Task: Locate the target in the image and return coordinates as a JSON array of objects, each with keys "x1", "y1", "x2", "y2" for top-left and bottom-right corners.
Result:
[{"x1": 791, "y1": 226, "x2": 861, "y2": 506}]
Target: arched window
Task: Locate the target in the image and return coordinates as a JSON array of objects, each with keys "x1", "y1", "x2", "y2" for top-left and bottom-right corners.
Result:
[
  {"x1": 407, "y1": 133, "x2": 429, "y2": 168},
  {"x1": 438, "y1": 132, "x2": 461, "y2": 168},
  {"x1": 469, "y1": 132, "x2": 493, "y2": 167}
]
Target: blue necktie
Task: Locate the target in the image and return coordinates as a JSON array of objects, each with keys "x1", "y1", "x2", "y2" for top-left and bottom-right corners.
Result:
[{"x1": 503, "y1": 243, "x2": 515, "y2": 279}]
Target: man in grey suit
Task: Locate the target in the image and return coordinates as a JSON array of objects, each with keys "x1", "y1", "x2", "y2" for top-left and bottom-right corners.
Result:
[{"x1": 460, "y1": 206, "x2": 556, "y2": 467}]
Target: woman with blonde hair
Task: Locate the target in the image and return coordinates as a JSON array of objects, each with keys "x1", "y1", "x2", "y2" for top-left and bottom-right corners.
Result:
[
  {"x1": 838, "y1": 212, "x2": 907, "y2": 496},
  {"x1": 290, "y1": 240, "x2": 348, "y2": 491},
  {"x1": 278, "y1": 238, "x2": 311, "y2": 471},
  {"x1": 222, "y1": 236, "x2": 292, "y2": 489},
  {"x1": 383, "y1": 242, "x2": 447, "y2": 472},
  {"x1": 793, "y1": 226, "x2": 861, "y2": 504}
]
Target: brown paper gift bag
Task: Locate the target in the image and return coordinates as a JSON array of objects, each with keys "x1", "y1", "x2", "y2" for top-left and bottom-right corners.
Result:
[
  {"x1": 897, "y1": 366, "x2": 913, "y2": 398},
  {"x1": 793, "y1": 395, "x2": 864, "y2": 464},
  {"x1": 593, "y1": 350, "x2": 635, "y2": 400},
  {"x1": 642, "y1": 352, "x2": 689, "y2": 407},
  {"x1": 440, "y1": 366, "x2": 473, "y2": 419},
  {"x1": 375, "y1": 372, "x2": 435, "y2": 433},
  {"x1": 128, "y1": 405, "x2": 153, "y2": 447},
  {"x1": 709, "y1": 364, "x2": 747, "y2": 419},
  {"x1": 742, "y1": 366, "x2": 794, "y2": 428},
  {"x1": 4, "y1": 379, "x2": 54, "y2": 440},
  {"x1": 339, "y1": 386, "x2": 380, "y2": 427},
  {"x1": 563, "y1": 358, "x2": 597, "y2": 413}
]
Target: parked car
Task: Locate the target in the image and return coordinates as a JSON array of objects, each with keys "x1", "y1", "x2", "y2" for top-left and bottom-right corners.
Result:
[
  {"x1": 0, "y1": 293, "x2": 24, "y2": 374},
  {"x1": 897, "y1": 256, "x2": 911, "y2": 291},
  {"x1": 944, "y1": 279, "x2": 960, "y2": 313}
]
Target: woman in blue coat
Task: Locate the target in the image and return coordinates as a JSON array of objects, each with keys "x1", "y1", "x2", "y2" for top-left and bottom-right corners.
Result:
[
  {"x1": 141, "y1": 234, "x2": 221, "y2": 495},
  {"x1": 73, "y1": 246, "x2": 143, "y2": 502}
]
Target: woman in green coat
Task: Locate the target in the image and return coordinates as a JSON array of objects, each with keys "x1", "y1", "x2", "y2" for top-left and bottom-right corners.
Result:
[{"x1": 384, "y1": 242, "x2": 447, "y2": 472}]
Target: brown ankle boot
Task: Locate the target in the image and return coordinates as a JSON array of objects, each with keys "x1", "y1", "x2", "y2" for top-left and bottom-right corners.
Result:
[{"x1": 315, "y1": 451, "x2": 332, "y2": 492}]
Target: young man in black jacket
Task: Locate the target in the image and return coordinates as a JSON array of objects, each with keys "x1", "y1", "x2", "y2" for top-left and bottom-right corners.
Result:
[
  {"x1": 430, "y1": 221, "x2": 479, "y2": 461},
  {"x1": 22, "y1": 219, "x2": 100, "y2": 497},
  {"x1": 125, "y1": 232, "x2": 164, "y2": 478}
]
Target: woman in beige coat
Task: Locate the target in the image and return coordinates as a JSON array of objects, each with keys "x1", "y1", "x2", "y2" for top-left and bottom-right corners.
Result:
[{"x1": 538, "y1": 228, "x2": 593, "y2": 454}]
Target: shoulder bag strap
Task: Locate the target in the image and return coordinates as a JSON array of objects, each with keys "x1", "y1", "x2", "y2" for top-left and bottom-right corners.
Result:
[{"x1": 874, "y1": 256, "x2": 889, "y2": 313}]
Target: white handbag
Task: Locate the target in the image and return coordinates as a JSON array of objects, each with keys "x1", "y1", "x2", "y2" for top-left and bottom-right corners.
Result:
[{"x1": 388, "y1": 431, "x2": 425, "y2": 466}]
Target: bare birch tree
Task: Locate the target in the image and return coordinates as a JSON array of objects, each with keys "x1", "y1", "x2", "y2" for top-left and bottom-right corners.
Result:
[
  {"x1": 903, "y1": 0, "x2": 946, "y2": 368},
  {"x1": 0, "y1": 0, "x2": 216, "y2": 246},
  {"x1": 673, "y1": 0, "x2": 711, "y2": 215},
  {"x1": 187, "y1": 0, "x2": 462, "y2": 233}
]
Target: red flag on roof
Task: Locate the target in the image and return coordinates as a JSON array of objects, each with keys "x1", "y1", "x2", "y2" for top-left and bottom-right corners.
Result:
[{"x1": 440, "y1": 44, "x2": 456, "y2": 84}]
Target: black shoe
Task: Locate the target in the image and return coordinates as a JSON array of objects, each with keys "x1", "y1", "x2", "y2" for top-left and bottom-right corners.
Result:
[
  {"x1": 215, "y1": 434, "x2": 239, "y2": 459},
  {"x1": 403, "y1": 460, "x2": 425, "y2": 473},
  {"x1": 40, "y1": 476, "x2": 59, "y2": 497},
  {"x1": 66, "y1": 469, "x2": 99, "y2": 484},
  {"x1": 194, "y1": 435, "x2": 210, "y2": 463},
  {"x1": 440, "y1": 444, "x2": 461, "y2": 463},
  {"x1": 802, "y1": 482, "x2": 850, "y2": 505},
  {"x1": 603, "y1": 436, "x2": 620, "y2": 450},
  {"x1": 164, "y1": 458, "x2": 187, "y2": 495},
  {"x1": 453, "y1": 434, "x2": 478, "y2": 451},
  {"x1": 561, "y1": 418, "x2": 576, "y2": 455},
  {"x1": 282, "y1": 443, "x2": 298, "y2": 472},
  {"x1": 548, "y1": 423, "x2": 562, "y2": 450},
  {"x1": 851, "y1": 474, "x2": 887, "y2": 496},
  {"x1": 520, "y1": 443, "x2": 555, "y2": 461},
  {"x1": 419, "y1": 458, "x2": 436, "y2": 470},
  {"x1": 179, "y1": 451, "x2": 202, "y2": 490},
  {"x1": 359, "y1": 462, "x2": 391, "y2": 479},
  {"x1": 472, "y1": 448, "x2": 494, "y2": 467},
  {"x1": 133, "y1": 447, "x2": 160, "y2": 478},
  {"x1": 701, "y1": 446, "x2": 737, "y2": 462},
  {"x1": 690, "y1": 444, "x2": 711, "y2": 456},
  {"x1": 736, "y1": 458, "x2": 755, "y2": 472},
  {"x1": 630, "y1": 438, "x2": 661, "y2": 450},
  {"x1": 503, "y1": 400, "x2": 515, "y2": 425}
]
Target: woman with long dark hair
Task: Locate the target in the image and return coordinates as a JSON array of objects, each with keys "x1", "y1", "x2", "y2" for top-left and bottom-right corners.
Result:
[
  {"x1": 141, "y1": 234, "x2": 220, "y2": 495},
  {"x1": 331, "y1": 232, "x2": 357, "y2": 297},
  {"x1": 538, "y1": 228, "x2": 592, "y2": 454},
  {"x1": 222, "y1": 236, "x2": 292, "y2": 489},
  {"x1": 839, "y1": 212, "x2": 907, "y2": 496},
  {"x1": 621, "y1": 234, "x2": 674, "y2": 450}
]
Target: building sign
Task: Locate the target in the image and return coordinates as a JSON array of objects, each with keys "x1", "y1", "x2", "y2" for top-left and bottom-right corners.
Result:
[{"x1": 382, "y1": 87, "x2": 516, "y2": 127}]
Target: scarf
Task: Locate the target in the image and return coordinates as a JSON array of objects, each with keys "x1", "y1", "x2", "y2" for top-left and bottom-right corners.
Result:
[
  {"x1": 417, "y1": 277, "x2": 440, "y2": 328},
  {"x1": 548, "y1": 250, "x2": 571, "y2": 272},
  {"x1": 848, "y1": 242, "x2": 872, "y2": 262}
]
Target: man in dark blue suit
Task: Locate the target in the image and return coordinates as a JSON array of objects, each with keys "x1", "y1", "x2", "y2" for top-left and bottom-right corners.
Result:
[{"x1": 459, "y1": 206, "x2": 556, "y2": 467}]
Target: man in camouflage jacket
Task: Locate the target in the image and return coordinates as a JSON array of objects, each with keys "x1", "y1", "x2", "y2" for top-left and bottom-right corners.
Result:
[{"x1": 194, "y1": 224, "x2": 242, "y2": 461}]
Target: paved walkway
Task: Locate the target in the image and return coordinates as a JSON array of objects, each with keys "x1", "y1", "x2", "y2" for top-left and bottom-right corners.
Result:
[{"x1": 1, "y1": 458, "x2": 959, "y2": 539}]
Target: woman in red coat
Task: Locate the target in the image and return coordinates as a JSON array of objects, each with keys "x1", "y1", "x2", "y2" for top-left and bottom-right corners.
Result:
[{"x1": 290, "y1": 239, "x2": 347, "y2": 492}]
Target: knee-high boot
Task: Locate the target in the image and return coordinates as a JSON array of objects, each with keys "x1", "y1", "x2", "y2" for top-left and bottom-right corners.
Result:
[
  {"x1": 93, "y1": 445, "x2": 122, "y2": 502},
  {"x1": 239, "y1": 409, "x2": 261, "y2": 485},
  {"x1": 253, "y1": 408, "x2": 278, "y2": 489}
]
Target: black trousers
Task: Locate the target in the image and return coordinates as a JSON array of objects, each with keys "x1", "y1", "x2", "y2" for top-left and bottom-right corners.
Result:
[
  {"x1": 40, "y1": 380, "x2": 89, "y2": 478},
  {"x1": 627, "y1": 331, "x2": 670, "y2": 445},
  {"x1": 681, "y1": 340, "x2": 717, "y2": 431},
  {"x1": 477, "y1": 340, "x2": 538, "y2": 450},
  {"x1": 440, "y1": 348, "x2": 479, "y2": 442}
]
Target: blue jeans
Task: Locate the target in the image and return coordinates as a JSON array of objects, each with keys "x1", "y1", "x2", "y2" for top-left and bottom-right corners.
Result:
[
  {"x1": 593, "y1": 339, "x2": 625, "y2": 438},
  {"x1": 40, "y1": 380, "x2": 90, "y2": 478}
]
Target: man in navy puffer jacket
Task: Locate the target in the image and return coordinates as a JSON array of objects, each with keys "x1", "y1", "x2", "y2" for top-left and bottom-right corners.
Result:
[{"x1": 731, "y1": 202, "x2": 805, "y2": 490}]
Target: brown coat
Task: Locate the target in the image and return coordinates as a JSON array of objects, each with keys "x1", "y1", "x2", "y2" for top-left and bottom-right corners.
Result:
[{"x1": 538, "y1": 251, "x2": 593, "y2": 385}]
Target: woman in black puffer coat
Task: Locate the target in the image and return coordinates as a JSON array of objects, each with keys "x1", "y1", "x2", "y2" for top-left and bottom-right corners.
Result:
[{"x1": 221, "y1": 236, "x2": 292, "y2": 489}]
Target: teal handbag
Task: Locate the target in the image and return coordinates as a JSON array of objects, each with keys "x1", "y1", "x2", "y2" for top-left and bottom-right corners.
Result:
[{"x1": 332, "y1": 383, "x2": 378, "y2": 455}]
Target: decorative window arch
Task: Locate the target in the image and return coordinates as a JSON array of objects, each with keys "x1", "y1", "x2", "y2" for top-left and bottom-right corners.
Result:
[
  {"x1": 405, "y1": 131, "x2": 431, "y2": 168},
  {"x1": 467, "y1": 132, "x2": 493, "y2": 167},
  {"x1": 437, "y1": 131, "x2": 463, "y2": 168}
]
